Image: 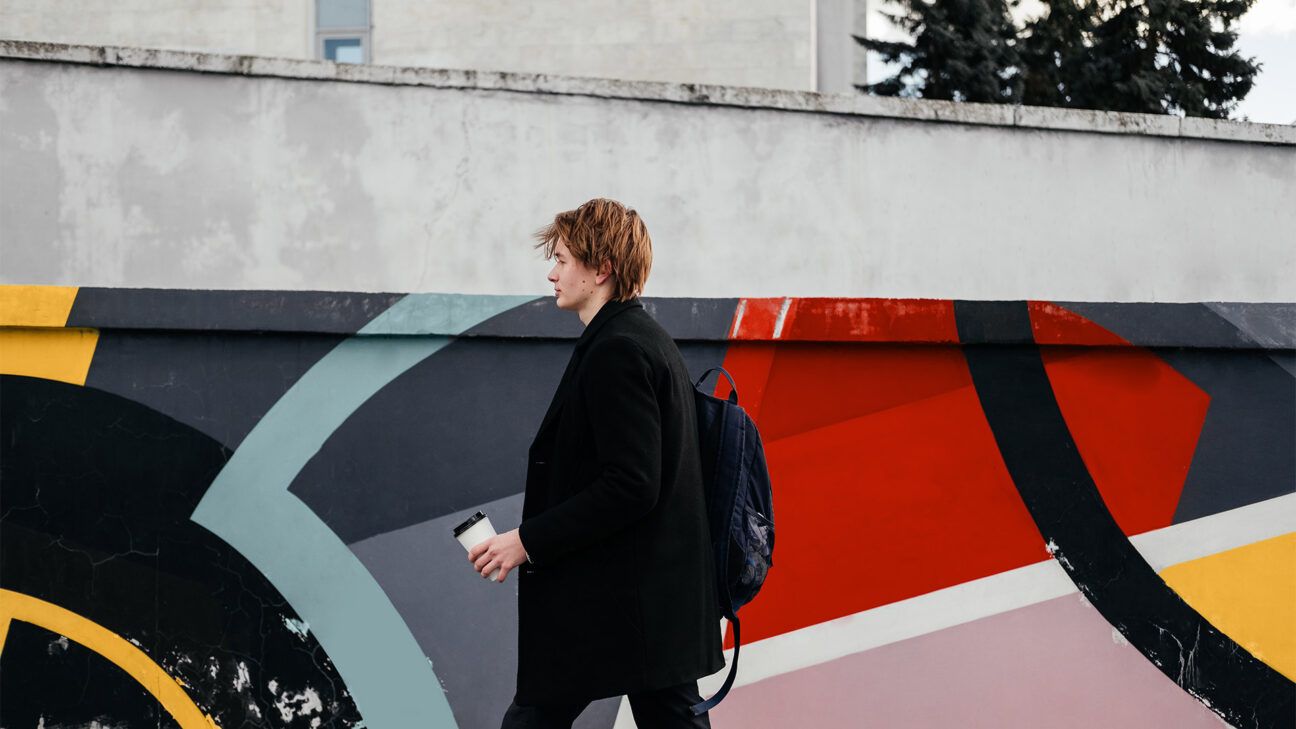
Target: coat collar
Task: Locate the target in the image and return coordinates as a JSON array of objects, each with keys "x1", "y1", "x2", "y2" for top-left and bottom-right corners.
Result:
[
  {"x1": 530, "y1": 297, "x2": 644, "y2": 452},
  {"x1": 574, "y1": 297, "x2": 643, "y2": 352}
]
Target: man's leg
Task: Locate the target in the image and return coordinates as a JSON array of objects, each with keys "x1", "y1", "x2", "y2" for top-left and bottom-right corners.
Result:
[
  {"x1": 626, "y1": 681, "x2": 711, "y2": 729},
  {"x1": 499, "y1": 694, "x2": 589, "y2": 729}
]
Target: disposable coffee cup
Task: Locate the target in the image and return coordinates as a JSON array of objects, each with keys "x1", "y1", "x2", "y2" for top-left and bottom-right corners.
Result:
[{"x1": 453, "y1": 511, "x2": 503, "y2": 581}]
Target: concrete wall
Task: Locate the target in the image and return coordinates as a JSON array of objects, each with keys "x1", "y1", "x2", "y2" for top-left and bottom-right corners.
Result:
[
  {"x1": 2, "y1": 42, "x2": 1293, "y2": 304},
  {"x1": 0, "y1": 0, "x2": 313, "y2": 59},
  {"x1": 0, "y1": 0, "x2": 817, "y2": 90},
  {"x1": 2, "y1": 285, "x2": 1292, "y2": 728},
  {"x1": 375, "y1": 0, "x2": 814, "y2": 90}
]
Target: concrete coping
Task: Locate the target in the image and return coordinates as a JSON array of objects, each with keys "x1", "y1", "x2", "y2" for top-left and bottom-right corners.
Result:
[
  {"x1": 2, "y1": 287, "x2": 1293, "y2": 349},
  {"x1": 2, "y1": 39, "x2": 1293, "y2": 146}
]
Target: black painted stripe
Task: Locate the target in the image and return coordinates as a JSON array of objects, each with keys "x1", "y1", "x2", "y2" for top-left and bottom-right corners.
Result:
[
  {"x1": 953, "y1": 300, "x2": 1295, "y2": 729},
  {"x1": 66, "y1": 288, "x2": 406, "y2": 333}
]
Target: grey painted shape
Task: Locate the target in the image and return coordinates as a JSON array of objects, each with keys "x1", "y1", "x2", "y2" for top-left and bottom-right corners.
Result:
[
  {"x1": 640, "y1": 297, "x2": 740, "y2": 341},
  {"x1": 462, "y1": 297, "x2": 587, "y2": 339},
  {"x1": 1266, "y1": 351, "x2": 1296, "y2": 378},
  {"x1": 1203, "y1": 302, "x2": 1296, "y2": 348},
  {"x1": 67, "y1": 288, "x2": 406, "y2": 333},
  {"x1": 289, "y1": 336, "x2": 573, "y2": 543},
  {"x1": 464, "y1": 297, "x2": 739, "y2": 341},
  {"x1": 1056, "y1": 303, "x2": 1295, "y2": 522},
  {"x1": 677, "y1": 342, "x2": 731, "y2": 388},
  {"x1": 1054, "y1": 301, "x2": 1273, "y2": 349},
  {"x1": 1160, "y1": 348, "x2": 1296, "y2": 523},
  {"x1": 83, "y1": 329, "x2": 347, "y2": 449},
  {"x1": 290, "y1": 337, "x2": 729, "y2": 544},
  {"x1": 1204, "y1": 302, "x2": 1296, "y2": 376},
  {"x1": 348, "y1": 493, "x2": 623, "y2": 729}
]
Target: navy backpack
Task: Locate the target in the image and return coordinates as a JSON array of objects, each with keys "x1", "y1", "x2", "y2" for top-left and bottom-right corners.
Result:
[{"x1": 689, "y1": 367, "x2": 776, "y2": 716}]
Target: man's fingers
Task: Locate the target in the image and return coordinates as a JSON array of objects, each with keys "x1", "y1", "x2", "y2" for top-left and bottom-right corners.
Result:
[
  {"x1": 496, "y1": 564, "x2": 511, "y2": 583},
  {"x1": 482, "y1": 558, "x2": 501, "y2": 580},
  {"x1": 467, "y1": 541, "x2": 487, "y2": 561},
  {"x1": 474, "y1": 550, "x2": 495, "y2": 572}
]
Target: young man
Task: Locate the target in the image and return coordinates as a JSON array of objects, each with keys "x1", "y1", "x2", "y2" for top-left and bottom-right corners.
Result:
[{"x1": 467, "y1": 198, "x2": 723, "y2": 728}]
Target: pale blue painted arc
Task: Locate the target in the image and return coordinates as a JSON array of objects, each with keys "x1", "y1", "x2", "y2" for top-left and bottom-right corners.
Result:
[{"x1": 192, "y1": 293, "x2": 536, "y2": 729}]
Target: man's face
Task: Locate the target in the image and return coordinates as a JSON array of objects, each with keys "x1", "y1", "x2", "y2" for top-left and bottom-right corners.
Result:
[{"x1": 547, "y1": 238, "x2": 602, "y2": 312}]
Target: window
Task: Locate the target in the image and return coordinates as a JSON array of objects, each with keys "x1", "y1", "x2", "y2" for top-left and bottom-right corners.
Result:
[{"x1": 316, "y1": 0, "x2": 371, "y2": 64}]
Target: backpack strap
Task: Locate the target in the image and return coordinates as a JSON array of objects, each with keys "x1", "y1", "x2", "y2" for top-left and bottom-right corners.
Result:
[
  {"x1": 690, "y1": 616, "x2": 741, "y2": 716},
  {"x1": 695, "y1": 367, "x2": 739, "y2": 405}
]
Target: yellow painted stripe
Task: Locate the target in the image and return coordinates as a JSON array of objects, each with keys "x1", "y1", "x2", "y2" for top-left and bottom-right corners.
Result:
[
  {"x1": 0, "y1": 328, "x2": 100, "y2": 385},
  {"x1": 0, "y1": 615, "x2": 10, "y2": 654},
  {"x1": 0, "y1": 589, "x2": 220, "y2": 728},
  {"x1": 1160, "y1": 531, "x2": 1296, "y2": 680},
  {"x1": 0, "y1": 285, "x2": 79, "y2": 327}
]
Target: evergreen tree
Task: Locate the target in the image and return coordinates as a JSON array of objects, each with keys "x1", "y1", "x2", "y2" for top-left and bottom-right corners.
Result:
[
  {"x1": 1083, "y1": 0, "x2": 1258, "y2": 117},
  {"x1": 857, "y1": 0, "x2": 1260, "y2": 118},
  {"x1": 854, "y1": 0, "x2": 1025, "y2": 103},
  {"x1": 1018, "y1": 0, "x2": 1101, "y2": 106}
]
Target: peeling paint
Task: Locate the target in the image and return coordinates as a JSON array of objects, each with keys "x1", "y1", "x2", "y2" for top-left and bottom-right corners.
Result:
[
  {"x1": 282, "y1": 616, "x2": 311, "y2": 641},
  {"x1": 46, "y1": 635, "x2": 68, "y2": 654},
  {"x1": 273, "y1": 685, "x2": 324, "y2": 722}
]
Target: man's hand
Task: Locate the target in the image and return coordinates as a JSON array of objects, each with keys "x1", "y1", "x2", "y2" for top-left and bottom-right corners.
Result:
[{"x1": 467, "y1": 528, "x2": 528, "y2": 584}]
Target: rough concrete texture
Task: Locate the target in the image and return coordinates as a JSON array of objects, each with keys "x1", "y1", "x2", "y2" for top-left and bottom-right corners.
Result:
[
  {"x1": 0, "y1": 2, "x2": 312, "y2": 59},
  {"x1": 1, "y1": 41, "x2": 1293, "y2": 302},
  {"x1": 0, "y1": 0, "x2": 815, "y2": 91}
]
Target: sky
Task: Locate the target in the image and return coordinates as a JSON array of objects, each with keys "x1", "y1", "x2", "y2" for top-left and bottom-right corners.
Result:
[
  {"x1": 1234, "y1": 0, "x2": 1296, "y2": 123},
  {"x1": 863, "y1": 0, "x2": 1296, "y2": 124}
]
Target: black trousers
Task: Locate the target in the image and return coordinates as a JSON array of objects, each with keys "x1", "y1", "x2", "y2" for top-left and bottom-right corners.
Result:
[{"x1": 500, "y1": 681, "x2": 712, "y2": 729}]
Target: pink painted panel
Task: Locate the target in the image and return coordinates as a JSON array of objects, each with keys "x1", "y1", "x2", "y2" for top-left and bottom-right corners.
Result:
[{"x1": 711, "y1": 594, "x2": 1226, "y2": 728}]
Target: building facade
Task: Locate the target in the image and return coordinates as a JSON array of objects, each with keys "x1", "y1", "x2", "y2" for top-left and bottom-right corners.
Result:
[{"x1": 0, "y1": 0, "x2": 870, "y2": 92}]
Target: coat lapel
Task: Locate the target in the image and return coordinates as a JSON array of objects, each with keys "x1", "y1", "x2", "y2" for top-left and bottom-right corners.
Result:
[{"x1": 530, "y1": 298, "x2": 644, "y2": 449}]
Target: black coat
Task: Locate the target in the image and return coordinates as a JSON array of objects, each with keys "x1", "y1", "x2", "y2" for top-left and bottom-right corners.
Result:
[{"x1": 515, "y1": 297, "x2": 724, "y2": 704}]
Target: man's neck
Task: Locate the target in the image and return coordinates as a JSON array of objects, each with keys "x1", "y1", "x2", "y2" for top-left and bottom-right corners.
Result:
[{"x1": 578, "y1": 293, "x2": 614, "y2": 326}]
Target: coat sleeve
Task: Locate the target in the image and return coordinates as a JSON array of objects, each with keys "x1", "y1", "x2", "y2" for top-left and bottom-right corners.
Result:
[{"x1": 518, "y1": 335, "x2": 662, "y2": 564}]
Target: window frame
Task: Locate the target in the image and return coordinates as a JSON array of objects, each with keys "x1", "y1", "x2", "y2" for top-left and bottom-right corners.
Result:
[{"x1": 314, "y1": 0, "x2": 372, "y2": 64}]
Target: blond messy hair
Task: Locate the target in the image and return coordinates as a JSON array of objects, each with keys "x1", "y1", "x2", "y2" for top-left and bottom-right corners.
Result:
[{"x1": 534, "y1": 198, "x2": 653, "y2": 302}]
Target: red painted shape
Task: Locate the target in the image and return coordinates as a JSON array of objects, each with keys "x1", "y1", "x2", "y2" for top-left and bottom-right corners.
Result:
[
  {"x1": 1039, "y1": 347, "x2": 1210, "y2": 535},
  {"x1": 1029, "y1": 301, "x2": 1208, "y2": 534},
  {"x1": 781, "y1": 298, "x2": 959, "y2": 343},
  {"x1": 725, "y1": 385, "x2": 1048, "y2": 648},
  {"x1": 712, "y1": 343, "x2": 777, "y2": 423},
  {"x1": 728, "y1": 297, "x2": 959, "y2": 343},
  {"x1": 754, "y1": 343, "x2": 974, "y2": 442},
  {"x1": 716, "y1": 299, "x2": 1213, "y2": 649},
  {"x1": 730, "y1": 299, "x2": 787, "y2": 340},
  {"x1": 1028, "y1": 301, "x2": 1131, "y2": 347}
]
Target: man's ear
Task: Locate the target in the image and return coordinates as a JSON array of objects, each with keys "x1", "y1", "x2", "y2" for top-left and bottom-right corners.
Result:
[{"x1": 595, "y1": 259, "x2": 614, "y2": 286}]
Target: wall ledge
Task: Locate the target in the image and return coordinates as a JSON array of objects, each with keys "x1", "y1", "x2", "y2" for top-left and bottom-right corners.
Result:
[
  {"x1": 2, "y1": 40, "x2": 1293, "y2": 146},
  {"x1": 1, "y1": 286, "x2": 1292, "y2": 350}
]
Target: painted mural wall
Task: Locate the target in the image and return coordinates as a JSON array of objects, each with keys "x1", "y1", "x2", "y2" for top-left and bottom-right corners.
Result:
[{"x1": 0, "y1": 285, "x2": 1292, "y2": 728}]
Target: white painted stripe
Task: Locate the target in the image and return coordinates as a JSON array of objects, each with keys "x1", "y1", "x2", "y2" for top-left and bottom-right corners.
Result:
[
  {"x1": 729, "y1": 299, "x2": 748, "y2": 339},
  {"x1": 771, "y1": 297, "x2": 792, "y2": 339},
  {"x1": 1133, "y1": 494, "x2": 1296, "y2": 571},
  {"x1": 614, "y1": 493, "x2": 1295, "y2": 725}
]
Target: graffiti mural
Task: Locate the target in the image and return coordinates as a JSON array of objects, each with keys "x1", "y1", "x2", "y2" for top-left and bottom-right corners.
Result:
[{"x1": 1, "y1": 286, "x2": 1292, "y2": 728}]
